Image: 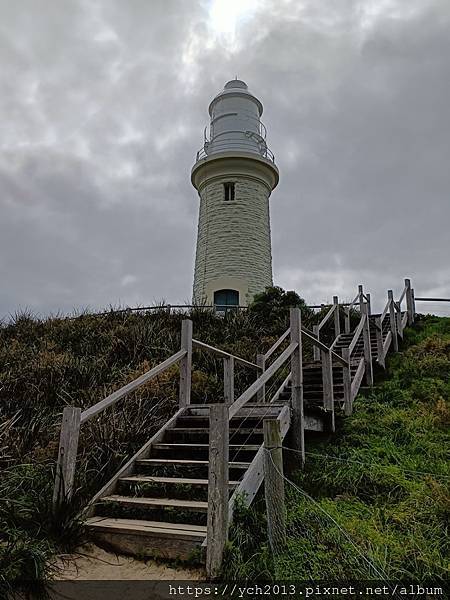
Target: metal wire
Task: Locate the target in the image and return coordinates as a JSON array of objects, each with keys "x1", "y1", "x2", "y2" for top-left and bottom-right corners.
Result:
[
  {"x1": 280, "y1": 447, "x2": 450, "y2": 480},
  {"x1": 263, "y1": 448, "x2": 404, "y2": 597}
]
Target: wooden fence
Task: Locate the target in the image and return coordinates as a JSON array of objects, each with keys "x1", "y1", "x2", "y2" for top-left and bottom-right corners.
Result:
[{"x1": 52, "y1": 278, "x2": 417, "y2": 578}]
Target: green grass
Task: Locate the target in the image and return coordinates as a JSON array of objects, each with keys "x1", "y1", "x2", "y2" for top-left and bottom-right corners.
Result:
[{"x1": 223, "y1": 315, "x2": 450, "y2": 581}]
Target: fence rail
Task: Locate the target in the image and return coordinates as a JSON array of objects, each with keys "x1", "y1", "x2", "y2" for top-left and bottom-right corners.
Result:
[{"x1": 414, "y1": 297, "x2": 450, "y2": 302}]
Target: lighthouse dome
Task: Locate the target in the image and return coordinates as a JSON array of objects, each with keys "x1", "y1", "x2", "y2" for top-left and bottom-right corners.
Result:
[{"x1": 196, "y1": 79, "x2": 274, "y2": 163}]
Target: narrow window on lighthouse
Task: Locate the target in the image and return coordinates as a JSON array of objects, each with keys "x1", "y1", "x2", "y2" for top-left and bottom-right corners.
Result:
[{"x1": 224, "y1": 182, "x2": 235, "y2": 201}]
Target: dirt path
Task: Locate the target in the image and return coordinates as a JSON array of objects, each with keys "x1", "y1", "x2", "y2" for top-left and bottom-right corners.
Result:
[{"x1": 54, "y1": 543, "x2": 205, "y2": 581}]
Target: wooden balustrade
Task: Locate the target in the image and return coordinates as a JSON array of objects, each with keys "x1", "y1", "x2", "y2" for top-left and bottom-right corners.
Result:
[
  {"x1": 313, "y1": 296, "x2": 345, "y2": 361},
  {"x1": 229, "y1": 343, "x2": 298, "y2": 419},
  {"x1": 52, "y1": 277, "x2": 416, "y2": 576},
  {"x1": 333, "y1": 296, "x2": 341, "y2": 338},
  {"x1": 206, "y1": 403, "x2": 229, "y2": 579},
  {"x1": 223, "y1": 356, "x2": 234, "y2": 406},
  {"x1": 53, "y1": 333, "x2": 190, "y2": 509},
  {"x1": 290, "y1": 308, "x2": 304, "y2": 462},
  {"x1": 257, "y1": 354, "x2": 266, "y2": 403},
  {"x1": 192, "y1": 339, "x2": 260, "y2": 370},
  {"x1": 344, "y1": 291, "x2": 360, "y2": 333},
  {"x1": 405, "y1": 278, "x2": 414, "y2": 325},
  {"x1": 388, "y1": 290, "x2": 399, "y2": 352},
  {"x1": 263, "y1": 419, "x2": 286, "y2": 555},
  {"x1": 264, "y1": 327, "x2": 290, "y2": 360},
  {"x1": 342, "y1": 347, "x2": 352, "y2": 416},
  {"x1": 179, "y1": 320, "x2": 193, "y2": 408}
]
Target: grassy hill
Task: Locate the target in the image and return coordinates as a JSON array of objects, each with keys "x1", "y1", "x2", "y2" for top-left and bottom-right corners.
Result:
[
  {"x1": 0, "y1": 295, "x2": 312, "y2": 592},
  {"x1": 223, "y1": 315, "x2": 449, "y2": 581},
  {"x1": 0, "y1": 306, "x2": 448, "y2": 592}
]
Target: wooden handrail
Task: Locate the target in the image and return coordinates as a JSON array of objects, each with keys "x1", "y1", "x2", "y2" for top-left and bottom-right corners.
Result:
[
  {"x1": 80, "y1": 349, "x2": 187, "y2": 424},
  {"x1": 317, "y1": 304, "x2": 336, "y2": 332},
  {"x1": 398, "y1": 286, "x2": 407, "y2": 304},
  {"x1": 383, "y1": 330, "x2": 393, "y2": 355},
  {"x1": 380, "y1": 298, "x2": 391, "y2": 324},
  {"x1": 348, "y1": 313, "x2": 367, "y2": 356},
  {"x1": 330, "y1": 336, "x2": 340, "y2": 350},
  {"x1": 269, "y1": 372, "x2": 291, "y2": 404},
  {"x1": 345, "y1": 291, "x2": 360, "y2": 313},
  {"x1": 351, "y1": 356, "x2": 365, "y2": 399},
  {"x1": 301, "y1": 328, "x2": 349, "y2": 367},
  {"x1": 402, "y1": 311, "x2": 408, "y2": 328},
  {"x1": 264, "y1": 328, "x2": 290, "y2": 360},
  {"x1": 192, "y1": 339, "x2": 260, "y2": 371},
  {"x1": 374, "y1": 298, "x2": 391, "y2": 333},
  {"x1": 229, "y1": 343, "x2": 298, "y2": 419}
]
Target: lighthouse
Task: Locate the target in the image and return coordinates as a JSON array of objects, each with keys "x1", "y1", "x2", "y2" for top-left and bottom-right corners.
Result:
[{"x1": 191, "y1": 79, "x2": 279, "y2": 308}]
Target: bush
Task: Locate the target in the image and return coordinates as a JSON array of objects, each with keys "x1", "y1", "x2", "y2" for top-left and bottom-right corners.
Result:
[{"x1": 248, "y1": 287, "x2": 314, "y2": 332}]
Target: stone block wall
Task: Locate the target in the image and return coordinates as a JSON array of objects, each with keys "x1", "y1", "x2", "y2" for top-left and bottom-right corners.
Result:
[{"x1": 193, "y1": 175, "x2": 273, "y2": 304}]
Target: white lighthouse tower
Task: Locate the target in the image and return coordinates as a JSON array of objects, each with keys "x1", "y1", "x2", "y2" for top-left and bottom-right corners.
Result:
[{"x1": 191, "y1": 79, "x2": 279, "y2": 308}]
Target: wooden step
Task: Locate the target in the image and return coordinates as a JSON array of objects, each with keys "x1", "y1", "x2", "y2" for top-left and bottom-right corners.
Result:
[
  {"x1": 153, "y1": 443, "x2": 261, "y2": 450},
  {"x1": 100, "y1": 495, "x2": 208, "y2": 511},
  {"x1": 88, "y1": 516, "x2": 207, "y2": 535},
  {"x1": 178, "y1": 415, "x2": 263, "y2": 422},
  {"x1": 87, "y1": 517, "x2": 206, "y2": 561},
  {"x1": 168, "y1": 427, "x2": 263, "y2": 435},
  {"x1": 120, "y1": 475, "x2": 239, "y2": 486},
  {"x1": 136, "y1": 458, "x2": 250, "y2": 468}
]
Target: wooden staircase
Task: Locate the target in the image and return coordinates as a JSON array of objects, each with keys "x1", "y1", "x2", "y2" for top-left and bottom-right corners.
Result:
[
  {"x1": 85, "y1": 403, "x2": 291, "y2": 561},
  {"x1": 84, "y1": 397, "x2": 337, "y2": 560},
  {"x1": 52, "y1": 280, "x2": 415, "y2": 573},
  {"x1": 83, "y1": 315, "x2": 392, "y2": 560}
]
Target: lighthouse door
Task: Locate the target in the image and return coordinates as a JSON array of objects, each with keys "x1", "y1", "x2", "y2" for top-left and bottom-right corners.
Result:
[{"x1": 214, "y1": 289, "x2": 239, "y2": 310}]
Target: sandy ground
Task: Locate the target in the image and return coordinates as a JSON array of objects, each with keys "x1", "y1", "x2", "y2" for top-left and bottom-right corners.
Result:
[{"x1": 53, "y1": 543, "x2": 205, "y2": 580}]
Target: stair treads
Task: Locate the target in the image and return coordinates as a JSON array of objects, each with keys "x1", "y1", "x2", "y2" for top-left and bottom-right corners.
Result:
[
  {"x1": 153, "y1": 443, "x2": 261, "y2": 450},
  {"x1": 241, "y1": 402, "x2": 286, "y2": 407},
  {"x1": 101, "y1": 495, "x2": 208, "y2": 511},
  {"x1": 168, "y1": 427, "x2": 263, "y2": 434},
  {"x1": 87, "y1": 517, "x2": 206, "y2": 539},
  {"x1": 119, "y1": 475, "x2": 239, "y2": 486},
  {"x1": 178, "y1": 415, "x2": 264, "y2": 421},
  {"x1": 136, "y1": 458, "x2": 250, "y2": 468}
]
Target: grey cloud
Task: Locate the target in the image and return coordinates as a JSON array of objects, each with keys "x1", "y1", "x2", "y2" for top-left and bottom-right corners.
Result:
[{"x1": 1, "y1": 0, "x2": 449, "y2": 318}]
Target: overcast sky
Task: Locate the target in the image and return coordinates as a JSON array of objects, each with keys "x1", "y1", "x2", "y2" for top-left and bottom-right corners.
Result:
[{"x1": 1, "y1": 0, "x2": 449, "y2": 319}]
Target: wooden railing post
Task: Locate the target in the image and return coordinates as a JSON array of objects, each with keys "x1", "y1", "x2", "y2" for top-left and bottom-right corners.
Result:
[
  {"x1": 313, "y1": 325, "x2": 320, "y2": 361},
  {"x1": 223, "y1": 357, "x2": 234, "y2": 406},
  {"x1": 256, "y1": 354, "x2": 266, "y2": 402},
  {"x1": 206, "y1": 403, "x2": 229, "y2": 580},
  {"x1": 179, "y1": 319, "x2": 193, "y2": 408},
  {"x1": 375, "y1": 316, "x2": 385, "y2": 368},
  {"x1": 53, "y1": 406, "x2": 81, "y2": 509},
  {"x1": 411, "y1": 288, "x2": 416, "y2": 318},
  {"x1": 405, "y1": 278, "x2": 414, "y2": 325},
  {"x1": 366, "y1": 293, "x2": 372, "y2": 316},
  {"x1": 333, "y1": 296, "x2": 340, "y2": 338},
  {"x1": 290, "y1": 308, "x2": 304, "y2": 464},
  {"x1": 263, "y1": 419, "x2": 286, "y2": 555},
  {"x1": 321, "y1": 348, "x2": 335, "y2": 431},
  {"x1": 388, "y1": 290, "x2": 398, "y2": 352},
  {"x1": 396, "y1": 300, "x2": 404, "y2": 339},
  {"x1": 362, "y1": 303, "x2": 373, "y2": 386},
  {"x1": 358, "y1": 284, "x2": 364, "y2": 312},
  {"x1": 342, "y1": 348, "x2": 352, "y2": 415},
  {"x1": 344, "y1": 307, "x2": 351, "y2": 334}
]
